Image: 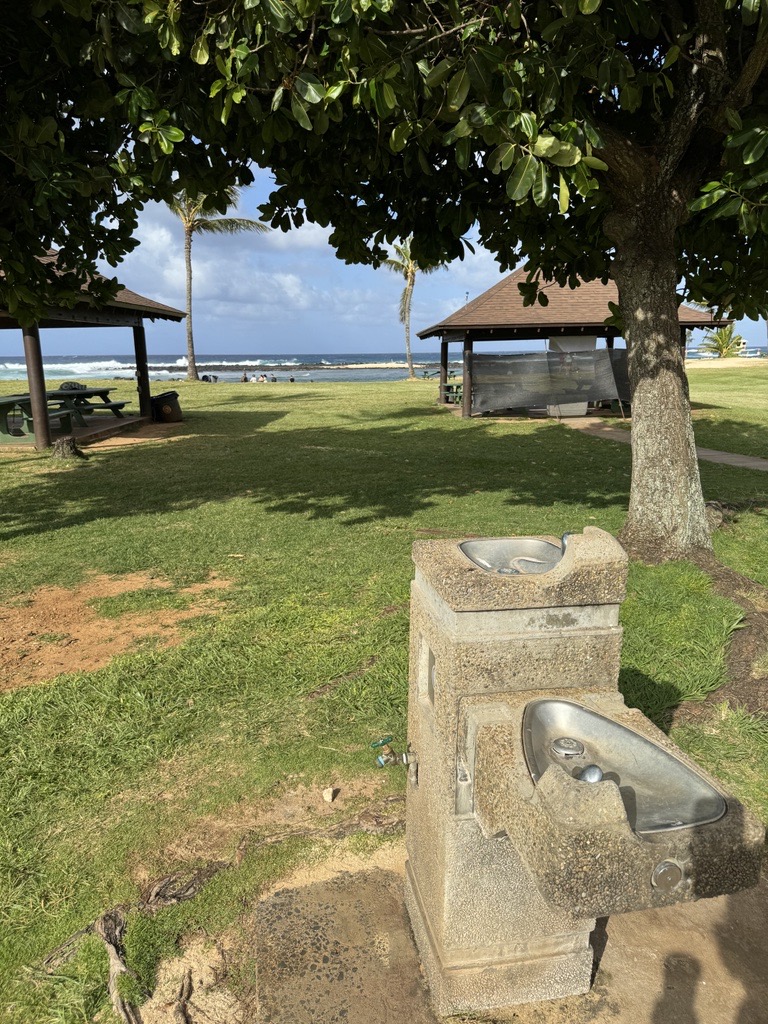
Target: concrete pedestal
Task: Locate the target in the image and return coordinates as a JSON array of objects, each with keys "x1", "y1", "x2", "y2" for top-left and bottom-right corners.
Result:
[{"x1": 405, "y1": 529, "x2": 627, "y2": 1012}]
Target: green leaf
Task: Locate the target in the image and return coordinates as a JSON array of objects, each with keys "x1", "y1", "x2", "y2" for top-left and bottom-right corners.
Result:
[
  {"x1": 578, "y1": 0, "x2": 602, "y2": 13},
  {"x1": 532, "y1": 161, "x2": 550, "y2": 206},
  {"x1": 506, "y1": 154, "x2": 538, "y2": 200},
  {"x1": 425, "y1": 58, "x2": 455, "y2": 88},
  {"x1": 455, "y1": 136, "x2": 471, "y2": 170},
  {"x1": 742, "y1": 0, "x2": 760, "y2": 24},
  {"x1": 661, "y1": 45, "x2": 680, "y2": 69},
  {"x1": 290, "y1": 91, "x2": 312, "y2": 130},
  {"x1": 294, "y1": 72, "x2": 325, "y2": 104},
  {"x1": 488, "y1": 142, "x2": 517, "y2": 174},
  {"x1": 264, "y1": 0, "x2": 293, "y2": 29},
  {"x1": 115, "y1": 2, "x2": 146, "y2": 34},
  {"x1": 532, "y1": 134, "x2": 561, "y2": 157},
  {"x1": 190, "y1": 35, "x2": 209, "y2": 64},
  {"x1": 446, "y1": 69, "x2": 471, "y2": 111},
  {"x1": 558, "y1": 171, "x2": 570, "y2": 213},
  {"x1": 712, "y1": 195, "x2": 743, "y2": 218},
  {"x1": 582, "y1": 155, "x2": 608, "y2": 171},
  {"x1": 726, "y1": 126, "x2": 761, "y2": 148},
  {"x1": 390, "y1": 121, "x2": 411, "y2": 153},
  {"x1": 743, "y1": 131, "x2": 768, "y2": 165},
  {"x1": 725, "y1": 108, "x2": 743, "y2": 131},
  {"x1": 380, "y1": 81, "x2": 397, "y2": 114},
  {"x1": 689, "y1": 189, "x2": 728, "y2": 212},
  {"x1": 547, "y1": 142, "x2": 582, "y2": 166},
  {"x1": 518, "y1": 111, "x2": 537, "y2": 139}
]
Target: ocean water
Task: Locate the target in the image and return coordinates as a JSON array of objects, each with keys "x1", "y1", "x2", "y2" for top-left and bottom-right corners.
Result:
[
  {"x1": 2, "y1": 347, "x2": 764, "y2": 384},
  {"x1": 0, "y1": 352, "x2": 464, "y2": 384}
]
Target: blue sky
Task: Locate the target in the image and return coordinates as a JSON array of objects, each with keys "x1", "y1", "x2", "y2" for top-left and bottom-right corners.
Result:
[{"x1": 4, "y1": 168, "x2": 768, "y2": 357}]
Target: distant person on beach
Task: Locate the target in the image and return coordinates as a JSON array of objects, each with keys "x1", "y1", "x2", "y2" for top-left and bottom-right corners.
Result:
[
  {"x1": 250, "y1": 374, "x2": 259, "y2": 382},
  {"x1": 240, "y1": 371, "x2": 248, "y2": 382},
  {"x1": 288, "y1": 375, "x2": 295, "y2": 382},
  {"x1": 270, "y1": 374, "x2": 277, "y2": 382}
]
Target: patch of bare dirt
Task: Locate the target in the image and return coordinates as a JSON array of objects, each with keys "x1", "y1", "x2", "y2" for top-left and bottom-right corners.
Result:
[
  {"x1": 140, "y1": 936, "x2": 244, "y2": 1024},
  {"x1": 139, "y1": 842, "x2": 407, "y2": 1024},
  {"x1": 84, "y1": 422, "x2": 187, "y2": 448},
  {"x1": 145, "y1": 775, "x2": 389, "y2": 878},
  {"x1": 0, "y1": 572, "x2": 231, "y2": 692}
]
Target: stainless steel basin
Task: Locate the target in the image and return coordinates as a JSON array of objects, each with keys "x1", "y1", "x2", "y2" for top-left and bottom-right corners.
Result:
[
  {"x1": 522, "y1": 699, "x2": 726, "y2": 835},
  {"x1": 460, "y1": 537, "x2": 564, "y2": 575}
]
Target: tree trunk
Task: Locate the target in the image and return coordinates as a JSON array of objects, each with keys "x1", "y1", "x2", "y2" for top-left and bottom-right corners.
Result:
[
  {"x1": 404, "y1": 270, "x2": 416, "y2": 379},
  {"x1": 184, "y1": 226, "x2": 199, "y2": 381},
  {"x1": 611, "y1": 218, "x2": 712, "y2": 561}
]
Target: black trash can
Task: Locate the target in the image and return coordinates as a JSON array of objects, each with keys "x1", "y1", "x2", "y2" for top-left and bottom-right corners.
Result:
[{"x1": 151, "y1": 391, "x2": 183, "y2": 423}]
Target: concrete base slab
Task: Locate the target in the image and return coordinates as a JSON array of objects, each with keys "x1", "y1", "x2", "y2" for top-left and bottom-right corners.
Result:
[
  {"x1": 255, "y1": 868, "x2": 435, "y2": 1024},
  {"x1": 252, "y1": 850, "x2": 768, "y2": 1024},
  {"x1": 404, "y1": 866, "x2": 592, "y2": 1016}
]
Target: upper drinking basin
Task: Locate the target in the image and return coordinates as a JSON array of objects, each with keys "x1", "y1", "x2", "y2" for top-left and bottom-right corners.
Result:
[
  {"x1": 522, "y1": 699, "x2": 727, "y2": 835},
  {"x1": 460, "y1": 537, "x2": 565, "y2": 575}
]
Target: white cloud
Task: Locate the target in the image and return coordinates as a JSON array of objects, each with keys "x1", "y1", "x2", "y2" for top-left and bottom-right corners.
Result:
[{"x1": 264, "y1": 221, "x2": 333, "y2": 251}]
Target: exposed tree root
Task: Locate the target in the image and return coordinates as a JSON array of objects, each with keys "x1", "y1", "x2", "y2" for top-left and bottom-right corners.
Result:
[
  {"x1": 173, "y1": 967, "x2": 194, "y2": 1024},
  {"x1": 94, "y1": 909, "x2": 144, "y2": 1024},
  {"x1": 41, "y1": 795, "x2": 406, "y2": 992}
]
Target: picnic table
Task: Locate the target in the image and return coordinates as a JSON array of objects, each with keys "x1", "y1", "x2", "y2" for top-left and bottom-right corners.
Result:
[
  {"x1": 442, "y1": 382, "x2": 463, "y2": 404},
  {"x1": 46, "y1": 387, "x2": 128, "y2": 427},
  {"x1": 0, "y1": 388, "x2": 128, "y2": 441}
]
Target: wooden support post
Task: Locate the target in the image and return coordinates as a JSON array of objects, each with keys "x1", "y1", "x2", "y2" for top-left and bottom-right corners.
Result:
[
  {"x1": 462, "y1": 334, "x2": 473, "y2": 418},
  {"x1": 606, "y1": 336, "x2": 614, "y2": 350},
  {"x1": 133, "y1": 321, "x2": 152, "y2": 418},
  {"x1": 439, "y1": 339, "x2": 449, "y2": 404},
  {"x1": 22, "y1": 323, "x2": 51, "y2": 450}
]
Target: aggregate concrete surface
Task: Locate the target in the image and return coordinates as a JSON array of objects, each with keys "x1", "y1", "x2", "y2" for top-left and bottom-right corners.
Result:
[{"x1": 253, "y1": 854, "x2": 768, "y2": 1024}]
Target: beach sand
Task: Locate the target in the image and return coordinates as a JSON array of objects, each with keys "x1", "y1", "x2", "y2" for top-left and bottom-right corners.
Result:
[{"x1": 686, "y1": 357, "x2": 766, "y2": 369}]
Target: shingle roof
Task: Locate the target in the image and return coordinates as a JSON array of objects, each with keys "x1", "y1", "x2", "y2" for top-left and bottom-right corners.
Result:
[
  {"x1": 0, "y1": 251, "x2": 184, "y2": 326},
  {"x1": 418, "y1": 267, "x2": 726, "y2": 340}
]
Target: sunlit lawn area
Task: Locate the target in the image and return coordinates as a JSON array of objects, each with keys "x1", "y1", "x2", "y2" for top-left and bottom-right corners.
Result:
[
  {"x1": 688, "y1": 360, "x2": 768, "y2": 460},
  {"x1": 0, "y1": 372, "x2": 766, "y2": 1021}
]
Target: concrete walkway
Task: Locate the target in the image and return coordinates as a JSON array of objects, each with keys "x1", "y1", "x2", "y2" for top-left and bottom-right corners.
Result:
[{"x1": 561, "y1": 418, "x2": 768, "y2": 472}]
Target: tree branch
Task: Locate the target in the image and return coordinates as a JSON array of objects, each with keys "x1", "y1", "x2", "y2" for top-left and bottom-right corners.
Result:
[{"x1": 724, "y1": 30, "x2": 768, "y2": 111}]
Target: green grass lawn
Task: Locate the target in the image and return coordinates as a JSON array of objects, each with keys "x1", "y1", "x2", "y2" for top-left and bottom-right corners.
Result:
[
  {"x1": 688, "y1": 361, "x2": 768, "y2": 459},
  {"x1": 0, "y1": 376, "x2": 766, "y2": 1022}
]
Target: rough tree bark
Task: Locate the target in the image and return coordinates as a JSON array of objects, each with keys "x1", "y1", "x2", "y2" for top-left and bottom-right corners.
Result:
[
  {"x1": 609, "y1": 199, "x2": 712, "y2": 561},
  {"x1": 183, "y1": 225, "x2": 199, "y2": 381},
  {"x1": 403, "y1": 267, "x2": 416, "y2": 380}
]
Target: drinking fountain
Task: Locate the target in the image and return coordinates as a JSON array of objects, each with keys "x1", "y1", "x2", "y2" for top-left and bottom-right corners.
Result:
[{"x1": 404, "y1": 528, "x2": 764, "y2": 1015}]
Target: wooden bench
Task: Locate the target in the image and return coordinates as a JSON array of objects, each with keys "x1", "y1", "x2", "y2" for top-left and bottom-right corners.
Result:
[
  {"x1": 23, "y1": 409, "x2": 73, "y2": 434},
  {"x1": 94, "y1": 400, "x2": 127, "y2": 416},
  {"x1": 70, "y1": 400, "x2": 127, "y2": 417}
]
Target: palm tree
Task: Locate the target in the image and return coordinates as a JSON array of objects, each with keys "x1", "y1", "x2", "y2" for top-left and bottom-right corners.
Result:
[
  {"x1": 168, "y1": 188, "x2": 269, "y2": 380},
  {"x1": 385, "y1": 237, "x2": 443, "y2": 379},
  {"x1": 698, "y1": 323, "x2": 745, "y2": 358}
]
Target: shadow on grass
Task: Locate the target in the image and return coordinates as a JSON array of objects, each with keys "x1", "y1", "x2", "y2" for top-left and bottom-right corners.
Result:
[
  {"x1": 0, "y1": 407, "x2": 634, "y2": 542},
  {"x1": 691, "y1": 416, "x2": 768, "y2": 460},
  {"x1": 619, "y1": 668, "x2": 688, "y2": 732}
]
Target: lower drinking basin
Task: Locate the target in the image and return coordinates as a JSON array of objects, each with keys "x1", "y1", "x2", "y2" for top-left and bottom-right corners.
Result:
[{"x1": 522, "y1": 699, "x2": 727, "y2": 834}]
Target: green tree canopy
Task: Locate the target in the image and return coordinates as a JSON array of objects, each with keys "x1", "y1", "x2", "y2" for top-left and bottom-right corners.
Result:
[{"x1": 3, "y1": 0, "x2": 768, "y2": 557}]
